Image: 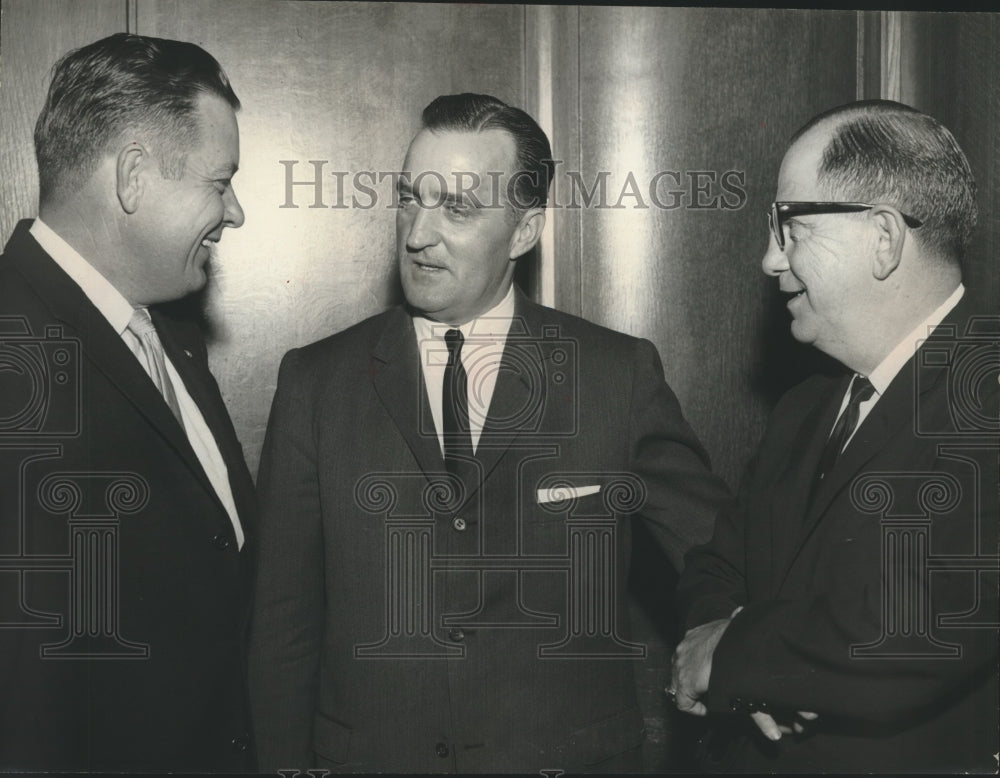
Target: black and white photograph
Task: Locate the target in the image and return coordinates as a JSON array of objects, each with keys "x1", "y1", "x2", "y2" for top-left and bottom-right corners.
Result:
[{"x1": 0, "y1": 1, "x2": 997, "y2": 774}]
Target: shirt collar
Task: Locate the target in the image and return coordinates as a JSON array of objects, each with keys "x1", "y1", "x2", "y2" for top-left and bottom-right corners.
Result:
[
  {"x1": 866, "y1": 283, "x2": 964, "y2": 396},
  {"x1": 30, "y1": 218, "x2": 136, "y2": 336},
  {"x1": 412, "y1": 284, "x2": 516, "y2": 343}
]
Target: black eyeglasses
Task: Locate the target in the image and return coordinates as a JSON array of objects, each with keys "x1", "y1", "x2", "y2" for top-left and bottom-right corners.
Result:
[{"x1": 767, "y1": 201, "x2": 923, "y2": 250}]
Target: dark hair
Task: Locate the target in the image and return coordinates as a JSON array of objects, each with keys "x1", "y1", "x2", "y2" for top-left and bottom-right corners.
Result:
[
  {"x1": 421, "y1": 93, "x2": 553, "y2": 211},
  {"x1": 793, "y1": 100, "x2": 977, "y2": 261},
  {"x1": 34, "y1": 32, "x2": 240, "y2": 204}
]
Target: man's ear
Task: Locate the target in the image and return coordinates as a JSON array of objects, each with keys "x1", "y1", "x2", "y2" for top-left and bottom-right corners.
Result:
[
  {"x1": 508, "y1": 208, "x2": 546, "y2": 259},
  {"x1": 870, "y1": 205, "x2": 906, "y2": 281},
  {"x1": 116, "y1": 142, "x2": 148, "y2": 214}
]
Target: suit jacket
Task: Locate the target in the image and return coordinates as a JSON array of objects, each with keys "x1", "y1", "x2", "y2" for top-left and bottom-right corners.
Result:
[
  {"x1": 677, "y1": 293, "x2": 999, "y2": 772},
  {"x1": 249, "y1": 287, "x2": 732, "y2": 773},
  {"x1": 0, "y1": 220, "x2": 256, "y2": 770}
]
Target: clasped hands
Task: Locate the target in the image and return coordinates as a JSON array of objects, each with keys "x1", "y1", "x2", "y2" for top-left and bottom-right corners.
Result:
[{"x1": 668, "y1": 610, "x2": 818, "y2": 741}]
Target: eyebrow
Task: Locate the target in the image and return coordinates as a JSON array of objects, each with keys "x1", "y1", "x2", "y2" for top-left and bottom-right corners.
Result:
[
  {"x1": 211, "y1": 162, "x2": 239, "y2": 178},
  {"x1": 397, "y1": 182, "x2": 475, "y2": 207}
]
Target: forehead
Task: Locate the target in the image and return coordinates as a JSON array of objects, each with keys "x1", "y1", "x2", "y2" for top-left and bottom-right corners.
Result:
[
  {"x1": 189, "y1": 92, "x2": 240, "y2": 166},
  {"x1": 775, "y1": 124, "x2": 832, "y2": 201},
  {"x1": 402, "y1": 128, "x2": 515, "y2": 181}
]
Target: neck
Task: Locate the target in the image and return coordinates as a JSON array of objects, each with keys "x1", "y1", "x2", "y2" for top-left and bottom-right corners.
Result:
[
  {"x1": 40, "y1": 197, "x2": 133, "y2": 300},
  {"x1": 844, "y1": 276, "x2": 960, "y2": 375}
]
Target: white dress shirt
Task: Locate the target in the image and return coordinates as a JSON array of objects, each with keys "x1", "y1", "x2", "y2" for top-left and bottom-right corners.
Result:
[
  {"x1": 30, "y1": 219, "x2": 244, "y2": 548},
  {"x1": 413, "y1": 285, "x2": 516, "y2": 456},
  {"x1": 835, "y1": 284, "x2": 964, "y2": 451}
]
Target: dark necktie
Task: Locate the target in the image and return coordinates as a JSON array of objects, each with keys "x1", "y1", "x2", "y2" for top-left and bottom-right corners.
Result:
[
  {"x1": 442, "y1": 329, "x2": 474, "y2": 472},
  {"x1": 814, "y1": 374, "x2": 875, "y2": 486}
]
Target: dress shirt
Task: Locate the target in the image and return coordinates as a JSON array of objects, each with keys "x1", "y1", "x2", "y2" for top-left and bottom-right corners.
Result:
[
  {"x1": 29, "y1": 219, "x2": 244, "y2": 548},
  {"x1": 413, "y1": 285, "x2": 516, "y2": 456},
  {"x1": 833, "y1": 283, "x2": 964, "y2": 451}
]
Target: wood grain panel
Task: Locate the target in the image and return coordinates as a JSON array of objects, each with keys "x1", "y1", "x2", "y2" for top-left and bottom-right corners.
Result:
[
  {"x1": 899, "y1": 12, "x2": 998, "y2": 306},
  {"x1": 576, "y1": 7, "x2": 858, "y2": 493},
  {"x1": 137, "y1": 0, "x2": 525, "y2": 476},
  {"x1": 0, "y1": 0, "x2": 125, "y2": 244},
  {"x1": 572, "y1": 10, "x2": 859, "y2": 770}
]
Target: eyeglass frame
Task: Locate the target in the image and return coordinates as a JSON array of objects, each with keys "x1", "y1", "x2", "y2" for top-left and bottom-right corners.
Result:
[{"x1": 767, "y1": 201, "x2": 924, "y2": 250}]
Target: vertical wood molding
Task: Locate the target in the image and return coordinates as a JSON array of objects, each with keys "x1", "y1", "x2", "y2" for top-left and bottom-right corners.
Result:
[
  {"x1": 524, "y1": 4, "x2": 581, "y2": 315},
  {"x1": 126, "y1": 0, "x2": 138, "y2": 33},
  {"x1": 881, "y1": 10, "x2": 902, "y2": 101},
  {"x1": 857, "y1": 11, "x2": 882, "y2": 100}
]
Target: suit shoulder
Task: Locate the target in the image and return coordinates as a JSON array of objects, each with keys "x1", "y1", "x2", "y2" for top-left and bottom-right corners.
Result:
[
  {"x1": 523, "y1": 301, "x2": 646, "y2": 353},
  {"x1": 277, "y1": 307, "x2": 402, "y2": 375}
]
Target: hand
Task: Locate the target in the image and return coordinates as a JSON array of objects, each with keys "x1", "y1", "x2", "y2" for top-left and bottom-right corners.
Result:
[
  {"x1": 750, "y1": 710, "x2": 819, "y2": 741},
  {"x1": 669, "y1": 617, "x2": 732, "y2": 716}
]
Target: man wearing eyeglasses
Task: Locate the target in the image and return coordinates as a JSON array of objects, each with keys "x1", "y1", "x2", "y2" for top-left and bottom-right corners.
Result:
[{"x1": 669, "y1": 100, "x2": 998, "y2": 772}]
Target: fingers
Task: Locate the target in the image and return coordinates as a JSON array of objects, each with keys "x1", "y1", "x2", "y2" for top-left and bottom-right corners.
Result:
[
  {"x1": 750, "y1": 711, "x2": 782, "y2": 741},
  {"x1": 675, "y1": 693, "x2": 706, "y2": 716},
  {"x1": 798, "y1": 711, "x2": 819, "y2": 720}
]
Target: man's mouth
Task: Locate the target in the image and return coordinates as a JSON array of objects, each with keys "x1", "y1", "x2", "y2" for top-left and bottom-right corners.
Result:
[{"x1": 412, "y1": 258, "x2": 445, "y2": 273}]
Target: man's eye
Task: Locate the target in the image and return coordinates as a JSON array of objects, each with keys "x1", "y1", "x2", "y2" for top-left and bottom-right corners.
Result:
[
  {"x1": 446, "y1": 204, "x2": 470, "y2": 217},
  {"x1": 398, "y1": 194, "x2": 416, "y2": 208}
]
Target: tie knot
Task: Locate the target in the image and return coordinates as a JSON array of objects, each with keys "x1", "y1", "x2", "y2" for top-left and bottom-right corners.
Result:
[
  {"x1": 849, "y1": 375, "x2": 875, "y2": 406},
  {"x1": 127, "y1": 308, "x2": 156, "y2": 338},
  {"x1": 445, "y1": 328, "x2": 464, "y2": 363}
]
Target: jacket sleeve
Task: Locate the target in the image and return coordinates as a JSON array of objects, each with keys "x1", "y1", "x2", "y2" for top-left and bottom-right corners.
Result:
[
  {"x1": 248, "y1": 348, "x2": 325, "y2": 769},
  {"x1": 627, "y1": 337, "x2": 735, "y2": 572}
]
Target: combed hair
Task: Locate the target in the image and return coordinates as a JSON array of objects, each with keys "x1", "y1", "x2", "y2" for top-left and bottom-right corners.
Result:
[
  {"x1": 421, "y1": 93, "x2": 553, "y2": 210},
  {"x1": 794, "y1": 100, "x2": 977, "y2": 262},
  {"x1": 34, "y1": 32, "x2": 240, "y2": 204}
]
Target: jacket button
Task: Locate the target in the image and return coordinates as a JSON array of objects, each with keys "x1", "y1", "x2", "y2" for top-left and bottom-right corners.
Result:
[
  {"x1": 452, "y1": 517, "x2": 467, "y2": 531},
  {"x1": 435, "y1": 742, "x2": 449, "y2": 758},
  {"x1": 212, "y1": 532, "x2": 232, "y2": 551},
  {"x1": 730, "y1": 697, "x2": 744, "y2": 712},
  {"x1": 231, "y1": 733, "x2": 249, "y2": 752},
  {"x1": 448, "y1": 628, "x2": 465, "y2": 642}
]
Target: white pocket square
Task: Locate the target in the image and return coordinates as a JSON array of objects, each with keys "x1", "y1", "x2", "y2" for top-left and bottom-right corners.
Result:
[{"x1": 536, "y1": 484, "x2": 601, "y2": 504}]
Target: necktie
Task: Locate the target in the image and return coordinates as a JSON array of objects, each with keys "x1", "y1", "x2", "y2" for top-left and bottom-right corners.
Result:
[
  {"x1": 442, "y1": 329, "x2": 474, "y2": 471},
  {"x1": 127, "y1": 308, "x2": 185, "y2": 429},
  {"x1": 814, "y1": 374, "x2": 875, "y2": 486}
]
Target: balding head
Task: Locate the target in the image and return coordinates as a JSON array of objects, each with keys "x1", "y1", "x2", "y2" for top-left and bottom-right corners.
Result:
[{"x1": 793, "y1": 100, "x2": 977, "y2": 264}]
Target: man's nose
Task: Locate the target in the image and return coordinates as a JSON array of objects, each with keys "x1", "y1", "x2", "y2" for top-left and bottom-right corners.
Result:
[
  {"x1": 224, "y1": 185, "x2": 245, "y2": 229},
  {"x1": 404, "y1": 205, "x2": 438, "y2": 250},
  {"x1": 761, "y1": 232, "x2": 788, "y2": 276}
]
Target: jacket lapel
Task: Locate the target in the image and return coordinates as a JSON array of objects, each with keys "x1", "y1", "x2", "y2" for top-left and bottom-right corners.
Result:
[
  {"x1": 779, "y1": 293, "x2": 972, "y2": 584},
  {"x1": 371, "y1": 307, "x2": 449, "y2": 480},
  {"x1": 153, "y1": 309, "x2": 257, "y2": 540},
  {"x1": 473, "y1": 290, "x2": 547, "y2": 489},
  {"x1": 370, "y1": 291, "x2": 558, "y2": 510},
  {"x1": 769, "y1": 375, "x2": 848, "y2": 592},
  {"x1": 7, "y1": 223, "x2": 236, "y2": 521}
]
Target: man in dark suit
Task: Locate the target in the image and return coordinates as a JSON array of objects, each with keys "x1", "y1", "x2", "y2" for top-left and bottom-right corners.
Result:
[
  {"x1": 0, "y1": 34, "x2": 255, "y2": 770},
  {"x1": 671, "y1": 100, "x2": 999, "y2": 772},
  {"x1": 250, "y1": 93, "x2": 732, "y2": 773}
]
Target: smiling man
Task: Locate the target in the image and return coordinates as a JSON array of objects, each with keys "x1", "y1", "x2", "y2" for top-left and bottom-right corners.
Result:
[
  {"x1": 250, "y1": 93, "x2": 732, "y2": 773},
  {"x1": 0, "y1": 34, "x2": 255, "y2": 770},
  {"x1": 671, "y1": 100, "x2": 998, "y2": 772}
]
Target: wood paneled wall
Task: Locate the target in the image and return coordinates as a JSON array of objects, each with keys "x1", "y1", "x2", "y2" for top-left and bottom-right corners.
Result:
[{"x1": 0, "y1": 5, "x2": 996, "y2": 769}]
